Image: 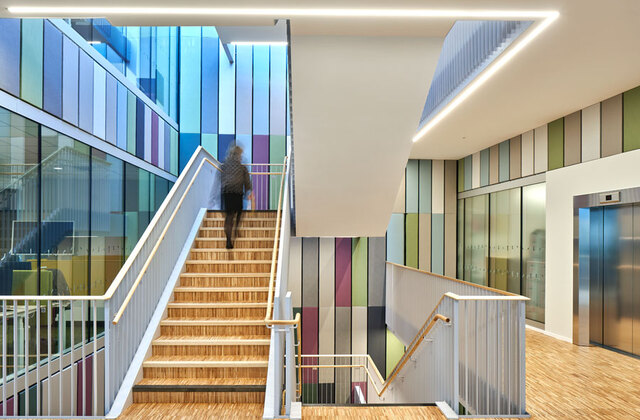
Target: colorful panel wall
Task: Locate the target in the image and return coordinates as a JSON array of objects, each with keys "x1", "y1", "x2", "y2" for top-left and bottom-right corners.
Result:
[
  {"x1": 457, "y1": 84, "x2": 640, "y2": 193},
  {"x1": 0, "y1": 18, "x2": 179, "y2": 176}
]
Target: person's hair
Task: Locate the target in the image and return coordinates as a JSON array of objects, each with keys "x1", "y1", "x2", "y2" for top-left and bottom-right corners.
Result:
[{"x1": 227, "y1": 145, "x2": 243, "y2": 161}]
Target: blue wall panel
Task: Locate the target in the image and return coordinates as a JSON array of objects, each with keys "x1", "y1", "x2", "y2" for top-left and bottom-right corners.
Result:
[
  {"x1": 236, "y1": 45, "x2": 252, "y2": 135},
  {"x1": 201, "y1": 27, "x2": 218, "y2": 135},
  {"x1": 218, "y1": 44, "x2": 236, "y2": 135},
  {"x1": 93, "y1": 63, "x2": 107, "y2": 139},
  {"x1": 0, "y1": 19, "x2": 21, "y2": 97},
  {"x1": 78, "y1": 50, "x2": 94, "y2": 133},
  {"x1": 135, "y1": 98, "x2": 145, "y2": 158},
  {"x1": 218, "y1": 134, "x2": 235, "y2": 162},
  {"x1": 62, "y1": 36, "x2": 79, "y2": 125},
  {"x1": 202, "y1": 133, "x2": 218, "y2": 159},
  {"x1": 386, "y1": 214, "x2": 404, "y2": 265},
  {"x1": 43, "y1": 20, "x2": 63, "y2": 118},
  {"x1": 405, "y1": 160, "x2": 419, "y2": 213},
  {"x1": 179, "y1": 27, "x2": 201, "y2": 134},
  {"x1": 179, "y1": 133, "x2": 200, "y2": 171},
  {"x1": 105, "y1": 74, "x2": 117, "y2": 144},
  {"x1": 116, "y1": 83, "x2": 127, "y2": 149},
  {"x1": 253, "y1": 46, "x2": 269, "y2": 136}
]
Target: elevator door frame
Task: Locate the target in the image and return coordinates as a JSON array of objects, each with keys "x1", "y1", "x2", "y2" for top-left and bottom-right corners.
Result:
[{"x1": 573, "y1": 186, "x2": 640, "y2": 347}]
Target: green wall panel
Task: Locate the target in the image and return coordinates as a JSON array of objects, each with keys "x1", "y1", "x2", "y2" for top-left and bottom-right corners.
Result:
[
  {"x1": 498, "y1": 140, "x2": 510, "y2": 182},
  {"x1": 202, "y1": 133, "x2": 218, "y2": 159},
  {"x1": 386, "y1": 329, "x2": 405, "y2": 378},
  {"x1": 418, "y1": 160, "x2": 432, "y2": 213},
  {"x1": 405, "y1": 160, "x2": 419, "y2": 213},
  {"x1": 386, "y1": 213, "x2": 404, "y2": 265},
  {"x1": 431, "y1": 213, "x2": 444, "y2": 275},
  {"x1": 623, "y1": 86, "x2": 640, "y2": 152},
  {"x1": 21, "y1": 19, "x2": 44, "y2": 108},
  {"x1": 548, "y1": 118, "x2": 564, "y2": 170},
  {"x1": 405, "y1": 214, "x2": 419, "y2": 269},
  {"x1": 127, "y1": 91, "x2": 136, "y2": 154},
  {"x1": 269, "y1": 135, "x2": 286, "y2": 209},
  {"x1": 464, "y1": 155, "x2": 472, "y2": 190},
  {"x1": 457, "y1": 159, "x2": 464, "y2": 192},
  {"x1": 480, "y1": 148, "x2": 490, "y2": 186},
  {"x1": 351, "y1": 237, "x2": 368, "y2": 307}
]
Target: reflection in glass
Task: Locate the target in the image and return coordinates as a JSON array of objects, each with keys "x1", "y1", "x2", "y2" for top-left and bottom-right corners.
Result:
[
  {"x1": 464, "y1": 195, "x2": 489, "y2": 286},
  {"x1": 522, "y1": 184, "x2": 546, "y2": 323},
  {"x1": 489, "y1": 189, "x2": 521, "y2": 294},
  {"x1": 457, "y1": 199, "x2": 464, "y2": 278}
]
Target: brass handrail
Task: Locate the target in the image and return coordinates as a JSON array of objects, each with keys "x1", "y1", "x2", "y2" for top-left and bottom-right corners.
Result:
[
  {"x1": 297, "y1": 312, "x2": 450, "y2": 398},
  {"x1": 112, "y1": 158, "x2": 221, "y2": 324}
]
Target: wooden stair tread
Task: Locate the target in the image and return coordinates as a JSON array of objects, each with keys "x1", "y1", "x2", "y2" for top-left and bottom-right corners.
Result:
[
  {"x1": 174, "y1": 287, "x2": 269, "y2": 292},
  {"x1": 144, "y1": 357, "x2": 268, "y2": 368},
  {"x1": 161, "y1": 319, "x2": 267, "y2": 326},
  {"x1": 153, "y1": 336, "x2": 270, "y2": 345},
  {"x1": 167, "y1": 302, "x2": 270, "y2": 308},
  {"x1": 136, "y1": 378, "x2": 266, "y2": 386},
  {"x1": 200, "y1": 227, "x2": 276, "y2": 231},
  {"x1": 191, "y1": 248, "x2": 274, "y2": 252},
  {"x1": 180, "y1": 273, "x2": 270, "y2": 277}
]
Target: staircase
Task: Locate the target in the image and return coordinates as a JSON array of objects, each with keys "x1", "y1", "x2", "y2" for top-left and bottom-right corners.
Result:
[{"x1": 131, "y1": 210, "x2": 277, "y2": 405}]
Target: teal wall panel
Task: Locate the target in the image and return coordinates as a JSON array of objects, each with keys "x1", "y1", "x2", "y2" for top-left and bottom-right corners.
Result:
[
  {"x1": 405, "y1": 160, "x2": 419, "y2": 213},
  {"x1": 498, "y1": 140, "x2": 510, "y2": 182},
  {"x1": 464, "y1": 155, "x2": 472, "y2": 190},
  {"x1": 418, "y1": 160, "x2": 432, "y2": 214},
  {"x1": 21, "y1": 19, "x2": 44, "y2": 108},
  {"x1": 386, "y1": 213, "x2": 404, "y2": 265}
]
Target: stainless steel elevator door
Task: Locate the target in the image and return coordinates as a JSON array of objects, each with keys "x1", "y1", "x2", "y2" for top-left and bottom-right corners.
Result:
[
  {"x1": 634, "y1": 204, "x2": 640, "y2": 355},
  {"x1": 602, "y1": 205, "x2": 634, "y2": 353}
]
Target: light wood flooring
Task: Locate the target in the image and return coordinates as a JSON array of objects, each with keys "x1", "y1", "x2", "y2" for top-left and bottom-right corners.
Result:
[{"x1": 119, "y1": 328, "x2": 640, "y2": 419}]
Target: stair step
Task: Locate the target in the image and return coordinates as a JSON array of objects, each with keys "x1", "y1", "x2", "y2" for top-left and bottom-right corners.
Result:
[
  {"x1": 179, "y1": 276, "x2": 270, "y2": 288},
  {"x1": 200, "y1": 227, "x2": 276, "y2": 231},
  {"x1": 160, "y1": 319, "x2": 266, "y2": 326},
  {"x1": 186, "y1": 260, "x2": 272, "y2": 264},
  {"x1": 189, "y1": 249, "x2": 275, "y2": 260},
  {"x1": 198, "y1": 229, "x2": 275, "y2": 238},
  {"x1": 153, "y1": 337, "x2": 270, "y2": 346},
  {"x1": 193, "y1": 238, "x2": 274, "y2": 249},
  {"x1": 174, "y1": 287, "x2": 269, "y2": 293},
  {"x1": 168, "y1": 302, "x2": 271, "y2": 308},
  {"x1": 132, "y1": 378, "x2": 267, "y2": 403},
  {"x1": 180, "y1": 272, "x2": 270, "y2": 277},
  {"x1": 144, "y1": 358, "x2": 268, "y2": 368},
  {"x1": 152, "y1": 336, "x2": 270, "y2": 356},
  {"x1": 136, "y1": 378, "x2": 266, "y2": 387}
]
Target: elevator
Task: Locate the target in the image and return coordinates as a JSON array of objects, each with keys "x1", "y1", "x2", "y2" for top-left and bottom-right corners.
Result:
[{"x1": 579, "y1": 203, "x2": 640, "y2": 356}]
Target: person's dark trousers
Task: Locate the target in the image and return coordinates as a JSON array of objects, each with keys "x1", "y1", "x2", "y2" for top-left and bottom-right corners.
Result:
[{"x1": 223, "y1": 192, "x2": 243, "y2": 249}]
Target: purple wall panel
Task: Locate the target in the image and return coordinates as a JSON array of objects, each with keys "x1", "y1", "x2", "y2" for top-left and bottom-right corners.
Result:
[
  {"x1": 164, "y1": 122, "x2": 171, "y2": 170},
  {"x1": 335, "y1": 238, "x2": 352, "y2": 307},
  {"x1": 151, "y1": 112, "x2": 159, "y2": 165},
  {"x1": 352, "y1": 382, "x2": 367, "y2": 403},
  {"x1": 302, "y1": 307, "x2": 319, "y2": 384},
  {"x1": 252, "y1": 135, "x2": 270, "y2": 210},
  {"x1": 76, "y1": 355, "x2": 93, "y2": 416},
  {"x1": 0, "y1": 396, "x2": 15, "y2": 415}
]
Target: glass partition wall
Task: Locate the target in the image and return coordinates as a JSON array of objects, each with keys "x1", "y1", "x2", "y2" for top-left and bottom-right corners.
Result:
[{"x1": 458, "y1": 183, "x2": 546, "y2": 323}]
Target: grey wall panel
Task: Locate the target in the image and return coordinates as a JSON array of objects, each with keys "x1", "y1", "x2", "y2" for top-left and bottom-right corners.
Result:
[
  {"x1": 418, "y1": 160, "x2": 432, "y2": 214},
  {"x1": 318, "y1": 307, "x2": 335, "y2": 383},
  {"x1": 534, "y1": 124, "x2": 548, "y2": 173},
  {"x1": 499, "y1": 140, "x2": 510, "y2": 182},
  {"x1": 418, "y1": 214, "x2": 431, "y2": 271},
  {"x1": 444, "y1": 160, "x2": 457, "y2": 214},
  {"x1": 444, "y1": 212, "x2": 457, "y2": 278},
  {"x1": 581, "y1": 103, "x2": 601, "y2": 162},
  {"x1": 509, "y1": 136, "x2": 522, "y2": 180},
  {"x1": 472, "y1": 152, "x2": 481, "y2": 189},
  {"x1": 480, "y1": 148, "x2": 490, "y2": 186},
  {"x1": 302, "y1": 238, "x2": 319, "y2": 307},
  {"x1": 564, "y1": 111, "x2": 581, "y2": 166},
  {"x1": 368, "y1": 237, "x2": 386, "y2": 307},
  {"x1": 601, "y1": 94, "x2": 623, "y2": 157},
  {"x1": 521, "y1": 130, "x2": 534, "y2": 176},
  {"x1": 432, "y1": 160, "x2": 445, "y2": 213},
  {"x1": 319, "y1": 238, "x2": 335, "y2": 309},
  {"x1": 367, "y1": 306, "x2": 386, "y2": 380},
  {"x1": 289, "y1": 237, "x2": 302, "y2": 308},
  {"x1": 334, "y1": 306, "x2": 351, "y2": 404},
  {"x1": 489, "y1": 144, "x2": 499, "y2": 184}
]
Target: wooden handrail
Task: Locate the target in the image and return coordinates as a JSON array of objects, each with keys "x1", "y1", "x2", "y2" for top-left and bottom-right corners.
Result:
[{"x1": 112, "y1": 158, "x2": 220, "y2": 324}]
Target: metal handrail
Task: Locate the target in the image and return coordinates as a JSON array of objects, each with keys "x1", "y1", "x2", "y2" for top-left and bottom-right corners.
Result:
[{"x1": 111, "y1": 158, "x2": 221, "y2": 324}]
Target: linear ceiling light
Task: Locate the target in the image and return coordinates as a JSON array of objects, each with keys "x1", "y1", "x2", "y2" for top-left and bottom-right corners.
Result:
[
  {"x1": 412, "y1": 12, "x2": 559, "y2": 143},
  {"x1": 229, "y1": 41, "x2": 288, "y2": 46},
  {"x1": 8, "y1": 6, "x2": 557, "y2": 20}
]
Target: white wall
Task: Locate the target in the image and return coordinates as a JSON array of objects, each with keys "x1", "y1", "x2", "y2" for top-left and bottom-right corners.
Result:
[{"x1": 545, "y1": 148, "x2": 640, "y2": 340}]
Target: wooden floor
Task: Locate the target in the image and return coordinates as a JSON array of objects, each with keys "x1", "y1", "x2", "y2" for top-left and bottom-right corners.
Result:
[{"x1": 118, "y1": 328, "x2": 640, "y2": 419}]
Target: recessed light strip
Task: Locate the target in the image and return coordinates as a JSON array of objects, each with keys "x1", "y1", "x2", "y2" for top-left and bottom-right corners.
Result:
[
  {"x1": 412, "y1": 12, "x2": 559, "y2": 143},
  {"x1": 8, "y1": 6, "x2": 557, "y2": 20}
]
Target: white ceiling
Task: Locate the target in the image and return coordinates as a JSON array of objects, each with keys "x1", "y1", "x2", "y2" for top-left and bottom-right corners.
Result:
[{"x1": 6, "y1": 0, "x2": 640, "y2": 235}]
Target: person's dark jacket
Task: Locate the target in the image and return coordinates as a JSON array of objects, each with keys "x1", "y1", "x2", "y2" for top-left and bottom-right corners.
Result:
[{"x1": 221, "y1": 157, "x2": 252, "y2": 194}]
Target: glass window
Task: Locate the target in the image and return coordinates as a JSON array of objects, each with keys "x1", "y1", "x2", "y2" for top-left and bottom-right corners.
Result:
[
  {"x1": 91, "y1": 149, "x2": 124, "y2": 295},
  {"x1": 522, "y1": 184, "x2": 546, "y2": 323},
  {"x1": 463, "y1": 194, "x2": 488, "y2": 286},
  {"x1": 40, "y1": 127, "x2": 91, "y2": 296}
]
